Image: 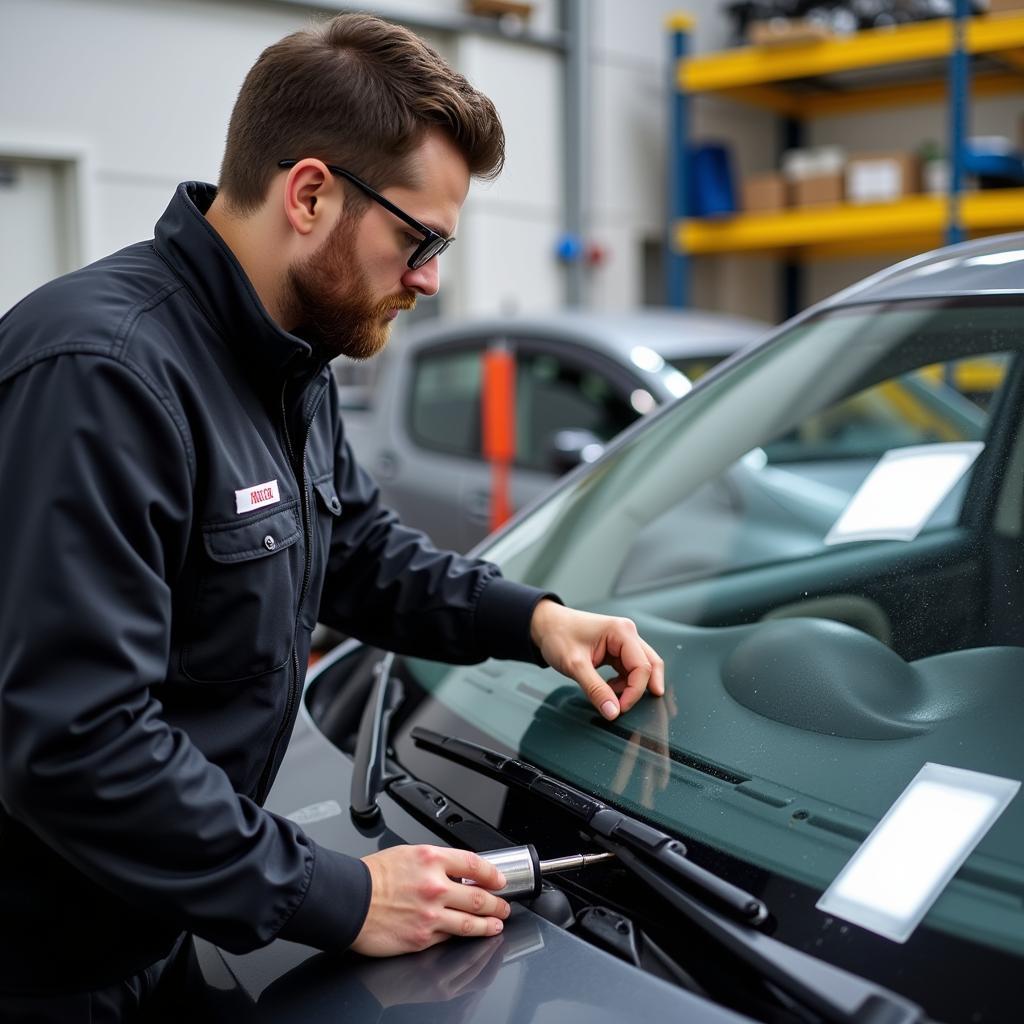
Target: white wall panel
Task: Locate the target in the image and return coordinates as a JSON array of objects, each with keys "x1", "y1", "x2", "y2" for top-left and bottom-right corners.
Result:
[
  {"x1": 591, "y1": 60, "x2": 666, "y2": 232},
  {"x1": 457, "y1": 34, "x2": 562, "y2": 212},
  {"x1": 0, "y1": 0, "x2": 450, "y2": 270},
  {"x1": 593, "y1": 0, "x2": 735, "y2": 63},
  {"x1": 92, "y1": 175, "x2": 182, "y2": 257},
  {"x1": 459, "y1": 206, "x2": 563, "y2": 315},
  {"x1": 450, "y1": 32, "x2": 563, "y2": 316},
  {"x1": 584, "y1": 221, "x2": 640, "y2": 311}
]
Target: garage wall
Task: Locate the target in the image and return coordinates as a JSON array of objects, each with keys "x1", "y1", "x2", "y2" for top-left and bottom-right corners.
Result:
[
  {"x1": 2, "y1": 0, "x2": 1020, "y2": 325},
  {"x1": 0, "y1": 0, "x2": 327, "y2": 261},
  {"x1": 454, "y1": 32, "x2": 565, "y2": 315},
  {"x1": 0, "y1": 0, "x2": 786, "y2": 324}
]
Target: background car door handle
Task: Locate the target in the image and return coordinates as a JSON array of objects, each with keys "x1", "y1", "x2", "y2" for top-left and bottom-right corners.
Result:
[
  {"x1": 374, "y1": 451, "x2": 399, "y2": 481},
  {"x1": 465, "y1": 490, "x2": 492, "y2": 524}
]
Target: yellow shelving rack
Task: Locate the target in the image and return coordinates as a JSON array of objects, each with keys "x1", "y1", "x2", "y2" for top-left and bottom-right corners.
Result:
[{"x1": 666, "y1": 10, "x2": 1024, "y2": 309}]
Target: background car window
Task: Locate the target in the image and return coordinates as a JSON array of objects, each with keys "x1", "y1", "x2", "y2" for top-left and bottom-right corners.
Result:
[
  {"x1": 408, "y1": 347, "x2": 482, "y2": 458},
  {"x1": 514, "y1": 351, "x2": 636, "y2": 471}
]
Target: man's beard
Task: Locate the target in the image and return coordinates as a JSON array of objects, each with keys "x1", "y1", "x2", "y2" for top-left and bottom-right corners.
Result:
[{"x1": 285, "y1": 212, "x2": 416, "y2": 363}]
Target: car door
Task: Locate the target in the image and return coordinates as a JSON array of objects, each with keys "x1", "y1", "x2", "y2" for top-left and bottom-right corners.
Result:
[{"x1": 386, "y1": 336, "x2": 642, "y2": 552}]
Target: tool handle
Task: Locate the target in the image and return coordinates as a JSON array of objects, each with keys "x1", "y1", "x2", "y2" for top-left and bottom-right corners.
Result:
[{"x1": 464, "y1": 845, "x2": 541, "y2": 900}]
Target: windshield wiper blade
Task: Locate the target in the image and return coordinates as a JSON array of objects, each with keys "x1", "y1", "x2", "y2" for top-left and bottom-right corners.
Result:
[
  {"x1": 411, "y1": 726, "x2": 768, "y2": 926},
  {"x1": 411, "y1": 726, "x2": 929, "y2": 1024},
  {"x1": 350, "y1": 653, "x2": 403, "y2": 823}
]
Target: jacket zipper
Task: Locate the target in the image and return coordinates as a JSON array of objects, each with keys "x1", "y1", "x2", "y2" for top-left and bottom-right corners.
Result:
[{"x1": 256, "y1": 377, "x2": 328, "y2": 804}]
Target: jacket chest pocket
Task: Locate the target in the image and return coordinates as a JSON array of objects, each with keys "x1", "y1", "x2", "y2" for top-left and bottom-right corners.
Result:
[
  {"x1": 302, "y1": 475, "x2": 342, "y2": 630},
  {"x1": 182, "y1": 503, "x2": 302, "y2": 683}
]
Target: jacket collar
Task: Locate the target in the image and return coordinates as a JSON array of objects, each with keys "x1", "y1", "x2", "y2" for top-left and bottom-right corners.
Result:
[{"x1": 154, "y1": 182, "x2": 317, "y2": 381}]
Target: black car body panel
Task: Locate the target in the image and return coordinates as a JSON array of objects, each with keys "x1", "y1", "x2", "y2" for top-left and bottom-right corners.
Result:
[{"x1": 192, "y1": 645, "x2": 754, "y2": 1022}]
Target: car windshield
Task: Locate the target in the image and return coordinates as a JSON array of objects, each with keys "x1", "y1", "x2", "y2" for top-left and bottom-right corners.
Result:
[{"x1": 400, "y1": 296, "x2": 1024, "y2": 959}]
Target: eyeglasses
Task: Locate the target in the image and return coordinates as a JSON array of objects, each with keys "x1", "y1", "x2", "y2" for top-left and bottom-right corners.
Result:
[{"x1": 278, "y1": 159, "x2": 454, "y2": 270}]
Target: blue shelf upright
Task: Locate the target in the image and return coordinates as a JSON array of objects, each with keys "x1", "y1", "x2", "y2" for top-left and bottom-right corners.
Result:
[{"x1": 666, "y1": 15, "x2": 692, "y2": 308}]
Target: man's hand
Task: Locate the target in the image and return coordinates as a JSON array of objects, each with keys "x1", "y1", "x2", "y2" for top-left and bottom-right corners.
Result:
[
  {"x1": 352, "y1": 845, "x2": 511, "y2": 957},
  {"x1": 530, "y1": 600, "x2": 665, "y2": 720}
]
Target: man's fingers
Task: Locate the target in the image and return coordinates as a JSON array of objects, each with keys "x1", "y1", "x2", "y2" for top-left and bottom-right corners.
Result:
[
  {"x1": 544, "y1": 613, "x2": 667, "y2": 719},
  {"x1": 447, "y1": 880, "x2": 511, "y2": 920},
  {"x1": 613, "y1": 632, "x2": 652, "y2": 713},
  {"x1": 614, "y1": 635, "x2": 667, "y2": 712},
  {"x1": 437, "y1": 908, "x2": 507, "y2": 939},
  {"x1": 643, "y1": 639, "x2": 666, "y2": 697},
  {"x1": 355, "y1": 846, "x2": 511, "y2": 957},
  {"x1": 572, "y1": 659, "x2": 623, "y2": 719},
  {"x1": 443, "y1": 848, "x2": 506, "y2": 890}
]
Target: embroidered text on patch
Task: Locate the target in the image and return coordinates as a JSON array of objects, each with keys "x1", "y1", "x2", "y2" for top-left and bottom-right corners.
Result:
[{"x1": 235, "y1": 479, "x2": 281, "y2": 515}]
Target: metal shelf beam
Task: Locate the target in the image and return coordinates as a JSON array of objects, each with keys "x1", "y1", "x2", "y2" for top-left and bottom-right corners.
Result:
[
  {"x1": 675, "y1": 189, "x2": 1024, "y2": 254},
  {"x1": 679, "y1": 12, "x2": 1024, "y2": 94}
]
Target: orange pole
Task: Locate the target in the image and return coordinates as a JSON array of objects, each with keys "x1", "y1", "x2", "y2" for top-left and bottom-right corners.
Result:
[{"x1": 481, "y1": 345, "x2": 516, "y2": 532}]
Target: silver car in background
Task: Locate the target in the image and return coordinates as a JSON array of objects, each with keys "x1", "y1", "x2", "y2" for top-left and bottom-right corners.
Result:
[{"x1": 339, "y1": 308, "x2": 770, "y2": 550}]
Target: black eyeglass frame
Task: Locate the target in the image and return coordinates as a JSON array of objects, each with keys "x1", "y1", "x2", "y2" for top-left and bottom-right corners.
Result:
[{"x1": 278, "y1": 159, "x2": 454, "y2": 270}]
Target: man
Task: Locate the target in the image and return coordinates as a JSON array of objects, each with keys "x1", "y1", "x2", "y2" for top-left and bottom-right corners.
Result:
[{"x1": 0, "y1": 11, "x2": 664, "y2": 1021}]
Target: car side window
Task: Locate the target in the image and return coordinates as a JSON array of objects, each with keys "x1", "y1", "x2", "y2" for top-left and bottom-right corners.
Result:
[
  {"x1": 408, "y1": 347, "x2": 483, "y2": 458},
  {"x1": 408, "y1": 344, "x2": 638, "y2": 471},
  {"x1": 515, "y1": 351, "x2": 637, "y2": 471}
]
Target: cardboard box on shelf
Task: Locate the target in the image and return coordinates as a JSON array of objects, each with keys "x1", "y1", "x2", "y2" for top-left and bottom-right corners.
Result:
[
  {"x1": 465, "y1": 0, "x2": 534, "y2": 17},
  {"x1": 782, "y1": 146, "x2": 845, "y2": 181},
  {"x1": 742, "y1": 173, "x2": 788, "y2": 212},
  {"x1": 846, "y1": 152, "x2": 921, "y2": 203},
  {"x1": 792, "y1": 173, "x2": 844, "y2": 207},
  {"x1": 986, "y1": 0, "x2": 1024, "y2": 13},
  {"x1": 748, "y1": 18, "x2": 834, "y2": 46}
]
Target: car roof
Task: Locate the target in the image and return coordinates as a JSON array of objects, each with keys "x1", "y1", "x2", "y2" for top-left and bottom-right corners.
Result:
[
  {"x1": 827, "y1": 231, "x2": 1024, "y2": 307},
  {"x1": 396, "y1": 307, "x2": 771, "y2": 361}
]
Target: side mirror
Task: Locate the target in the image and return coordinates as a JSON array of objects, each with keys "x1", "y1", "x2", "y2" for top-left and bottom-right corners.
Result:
[{"x1": 548, "y1": 429, "x2": 604, "y2": 475}]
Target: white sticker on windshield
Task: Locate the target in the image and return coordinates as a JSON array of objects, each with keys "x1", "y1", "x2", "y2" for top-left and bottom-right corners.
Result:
[
  {"x1": 825, "y1": 441, "x2": 983, "y2": 545},
  {"x1": 816, "y1": 763, "x2": 1019, "y2": 943}
]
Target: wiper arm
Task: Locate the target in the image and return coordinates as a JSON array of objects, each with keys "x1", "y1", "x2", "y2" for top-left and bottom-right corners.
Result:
[
  {"x1": 411, "y1": 726, "x2": 767, "y2": 926},
  {"x1": 411, "y1": 727, "x2": 929, "y2": 1024},
  {"x1": 606, "y1": 841, "x2": 927, "y2": 1024},
  {"x1": 350, "y1": 653, "x2": 403, "y2": 823}
]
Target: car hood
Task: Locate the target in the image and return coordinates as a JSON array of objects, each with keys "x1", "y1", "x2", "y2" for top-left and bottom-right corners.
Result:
[{"x1": 191, "y1": 670, "x2": 752, "y2": 1023}]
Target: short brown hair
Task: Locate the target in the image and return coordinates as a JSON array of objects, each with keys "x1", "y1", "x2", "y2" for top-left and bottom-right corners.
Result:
[{"x1": 218, "y1": 12, "x2": 505, "y2": 213}]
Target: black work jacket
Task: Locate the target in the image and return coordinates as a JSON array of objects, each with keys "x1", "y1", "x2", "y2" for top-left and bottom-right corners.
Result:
[{"x1": 0, "y1": 183, "x2": 550, "y2": 993}]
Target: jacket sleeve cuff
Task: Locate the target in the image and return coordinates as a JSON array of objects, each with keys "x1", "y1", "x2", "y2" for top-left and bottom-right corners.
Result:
[
  {"x1": 474, "y1": 576, "x2": 561, "y2": 667},
  {"x1": 277, "y1": 844, "x2": 371, "y2": 951}
]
